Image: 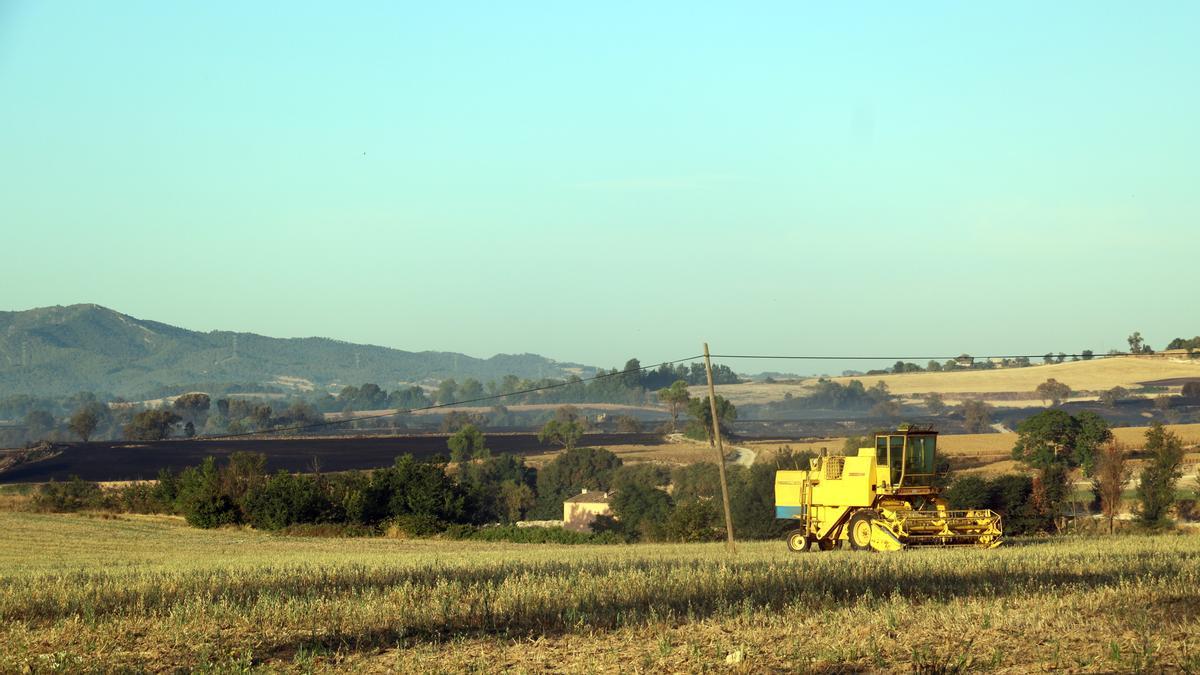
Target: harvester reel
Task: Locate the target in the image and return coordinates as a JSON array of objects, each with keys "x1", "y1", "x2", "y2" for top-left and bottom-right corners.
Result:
[{"x1": 848, "y1": 510, "x2": 879, "y2": 551}]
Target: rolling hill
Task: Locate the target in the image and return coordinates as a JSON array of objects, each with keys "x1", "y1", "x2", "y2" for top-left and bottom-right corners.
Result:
[
  {"x1": 0, "y1": 305, "x2": 591, "y2": 397},
  {"x1": 709, "y1": 356, "x2": 1200, "y2": 405}
]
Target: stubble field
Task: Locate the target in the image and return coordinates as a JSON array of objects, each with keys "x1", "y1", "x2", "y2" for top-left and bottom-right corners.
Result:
[{"x1": 4, "y1": 512, "x2": 1200, "y2": 672}]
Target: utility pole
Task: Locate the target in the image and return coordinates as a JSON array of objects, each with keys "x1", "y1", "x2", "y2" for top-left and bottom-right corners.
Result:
[{"x1": 704, "y1": 342, "x2": 736, "y2": 553}]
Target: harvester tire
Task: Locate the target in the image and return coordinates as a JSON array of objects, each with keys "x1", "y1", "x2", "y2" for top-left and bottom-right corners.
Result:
[
  {"x1": 785, "y1": 529, "x2": 811, "y2": 552},
  {"x1": 848, "y1": 510, "x2": 880, "y2": 551}
]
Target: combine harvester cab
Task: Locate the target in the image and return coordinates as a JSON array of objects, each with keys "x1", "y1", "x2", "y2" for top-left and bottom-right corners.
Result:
[{"x1": 774, "y1": 425, "x2": 1002, "y2": 552}]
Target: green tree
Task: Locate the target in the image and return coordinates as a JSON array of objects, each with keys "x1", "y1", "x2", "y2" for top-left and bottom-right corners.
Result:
[
  {"x1": 176, "y1": 457, "x2": 239, "y2": 528},
  {"x1": 24, "y1": 409, "x2": 55, "y2": 440},
  {"x1": 1035, "y1": 378, "x2": 1071, "y2": 406},
  {"x1": 1073, "y1": 411, "x2": 1113, "y2": 476},
  {"x1": 922, "y1": 392, "x2": 947, "y2": 416},
  {"x1": 172, "y1": 393, "x2": 211, "y2": 428},
  {"x1": 611, "y1": 463, "x2": 671, "y2": 492},
  {"x1": 1011, "y1": 409, "x2": 1110, "y2": 475},
  {"x1": 532, "y1": 447, "x2": 622, "y2": 517},
  {"x1": 1182, "y1": 381, "x2": 1200, "y2": 399},
  {"x1": 1098, "y1": 386, "x2": 1128, "y2": 407},
  {"x1": 447, "y1": 424, "x2": 488, "y2": 463},
  {"x1": 663, "y1": 499, "x2": 719, "y2": 542},
  {"x1": 435, "y1": 378, "x2": 458, "y2": 405},
  {"x1": 657, "y1": 380, "x2": 691, "y2": 431},
  {"x1": 610, "y1": 483, "x2": 672, "y2": 540},
  {"x1": 670, "y1": 462, "x2": 720, "y2": 502},
  {"x1": 960, "y1": 400, "x2": 993, "y2": 434},
  {"x1": 943, "y1": 475, "x2": 992, "y2": 509},
  {"x1": 67, "y1": 406, "x2": 100, "y2": 442},
  {"x1": 439, "y1": 411, "x2": 474, "y2": 433},
  {"x1": 538, "y1": 418, "x2": 585, "y2": 450},
  {"x1": 497, "y1": 481, "x2": 535, "y2": 522},
  {"x1": 457, "y1": 378, "x2": 484, "y2": 402},
  {"x1": 686, "y1": 395, "x2": 736, "y2": 446},
  {"x1": 1136, "y1": 424, "x2": 1184, "y2": 525},
  {"x1": 1081, "y1": 349, "x2": 1094, "y2": 361},
  {"x1": 242, "y1": 471, "x2": 327, "y2": 530},
  {"x1": 1011, "y1": 409, "x2": 1079, "y2": 469},
  {"x1": 251, "y1": 405, "x2": 273, "y2": 431},
  {"x1": 458, "y1": 453, "x2": 536, "y2": 523},
  {"x1": 1128, "y1": 332, "x2": 1145, "y2": 354},
  {"x1": 123, "y1": 409, "x2": 182, "y2": 440}
]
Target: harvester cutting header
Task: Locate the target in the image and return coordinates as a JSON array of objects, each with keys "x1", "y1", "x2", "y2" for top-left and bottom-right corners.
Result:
[{"x1": 775, "y1": 425, "x2": 1002, "y2": 551}]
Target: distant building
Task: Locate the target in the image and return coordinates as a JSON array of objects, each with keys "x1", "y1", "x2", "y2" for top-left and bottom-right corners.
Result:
[{"x1": 563, "y1": 489, "x2": 613, "y2": 532}]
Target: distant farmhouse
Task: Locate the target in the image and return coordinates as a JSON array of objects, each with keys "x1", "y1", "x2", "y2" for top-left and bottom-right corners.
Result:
[{"x1": 563, "y1": 490, "x2": 613, "y2": 533}]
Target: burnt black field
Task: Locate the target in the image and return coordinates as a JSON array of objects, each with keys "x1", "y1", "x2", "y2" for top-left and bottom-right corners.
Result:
[{"x1": 0, "y1": 433, "x2": 665, "y2": 483}]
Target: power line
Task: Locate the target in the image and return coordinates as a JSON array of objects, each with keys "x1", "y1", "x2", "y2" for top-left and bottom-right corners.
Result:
[{"x1": 205, "y1": 354, "x2": 705, "y2": 439}]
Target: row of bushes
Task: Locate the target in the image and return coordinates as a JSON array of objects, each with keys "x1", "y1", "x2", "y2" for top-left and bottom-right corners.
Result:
[{"x1": 29, "y1": 446, "x2": 818, "y2": 542}]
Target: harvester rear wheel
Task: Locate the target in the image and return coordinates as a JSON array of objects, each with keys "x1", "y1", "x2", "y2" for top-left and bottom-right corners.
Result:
[
  {"x1": 848, "y1": 510, "x2": 879, "y2": 551},
  {"x1": 785, "y1": 529, "x2": 811, "y2": 552}
]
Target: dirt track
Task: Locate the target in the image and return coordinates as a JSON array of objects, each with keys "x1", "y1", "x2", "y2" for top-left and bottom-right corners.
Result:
[{"x1": 0, "y1": 433, "x2": 665, "y2": 483}]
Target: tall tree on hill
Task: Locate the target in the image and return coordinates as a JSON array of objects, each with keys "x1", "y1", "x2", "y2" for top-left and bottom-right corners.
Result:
[
  {"x1": 1035, "y1": 378, "x2": 1071, "y2": 406},
  {"x1": 1128, "y1": 332, "x2": 1151, "y2": 354},
  {"x1": 657, "y1": 380, "x2": 691, "y2": 431},
  {"x1": 686, "y1": 395, "x2": 736, "y2": 447},
  {"x1": 67, "y1": 406, "x2": 99, "y2": 442}
]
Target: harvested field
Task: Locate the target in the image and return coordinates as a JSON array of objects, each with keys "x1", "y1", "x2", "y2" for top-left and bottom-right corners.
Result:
[
  {"x1": 712, "y1": 357, "x2": 1200, "y2": 404},
  {"x1": 4, "y1": 512, "x2": 1200, "y2": 672}
]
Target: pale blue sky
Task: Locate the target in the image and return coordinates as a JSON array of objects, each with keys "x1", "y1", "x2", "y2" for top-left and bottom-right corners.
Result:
[{"x1": 1, "y1": 2, "x2": 1196, "y2": 373}]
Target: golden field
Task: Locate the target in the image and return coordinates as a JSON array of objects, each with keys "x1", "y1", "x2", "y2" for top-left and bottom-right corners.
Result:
[
  {"x1": 5, "y1": 511, "x2": 1200, "y2": 672},
  {"x1": 707, "y1": 356, "x2": 1200, "y2": 404}
]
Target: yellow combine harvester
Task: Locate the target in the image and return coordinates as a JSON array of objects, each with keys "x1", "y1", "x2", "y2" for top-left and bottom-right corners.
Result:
[{"x1": 774, "y1": 425, "x2": 1002, "y2": 552}]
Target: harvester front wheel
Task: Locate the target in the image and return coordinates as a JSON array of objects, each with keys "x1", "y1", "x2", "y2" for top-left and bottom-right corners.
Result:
[
  {"x1": 785, "y1": 529, "x2": 811, "y2": 552},
  {"x1": 848, "y1": 510, "x2": 879, "y2": 551}
]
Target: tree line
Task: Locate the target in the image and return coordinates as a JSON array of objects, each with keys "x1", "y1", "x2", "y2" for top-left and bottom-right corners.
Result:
[
  {"x1": 32, "y1": 435, "x2": 810, "y2": 544},
  {"x1": 942, "y1": 411, "x2": 1189, "y2": 533}
]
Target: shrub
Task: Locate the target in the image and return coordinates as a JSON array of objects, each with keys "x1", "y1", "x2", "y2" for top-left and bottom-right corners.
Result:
[
  {"x1": 32, "y1": 477, "x2": 103, "y2": 512},
  {"x1": 242, "y1": 471, "x2": 328, "y2": 530},
  {"x1": 175, "y1": 457, "x2": 239, "y2": 528},
  {"x1": 385, "y1": 514, "x2": 447, "y2": 538},
  {"x1": 611, "y1": 483, "x2": 672, "y2": 540},
  {"x1": 664, "y1": 499, "x2": 720, "y2": 542},
  {"x1": 943, "y1": 473, "x2": 1048, "y2": 535}
]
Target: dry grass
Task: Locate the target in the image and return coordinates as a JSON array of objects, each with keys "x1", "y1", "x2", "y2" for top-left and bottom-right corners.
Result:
[
  {"x1": 526, "y1": 441, "x2": 719, "y2": 467},
  {"x1": 711, "y1": 356, "x2": 1200, "y2": 403},
  {"x1": 4, "y1": 512, "x2": 1200, "y2": 672}
]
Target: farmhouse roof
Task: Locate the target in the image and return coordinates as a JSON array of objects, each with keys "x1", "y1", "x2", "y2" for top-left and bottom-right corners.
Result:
[{"x1": 564, "y1": 490, "x2": 612, "y2": 504}]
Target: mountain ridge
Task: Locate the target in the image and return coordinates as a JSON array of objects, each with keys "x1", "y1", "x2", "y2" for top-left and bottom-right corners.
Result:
[{"x1": 0, "y1": 304, "x2": 592, "y2": 397}]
